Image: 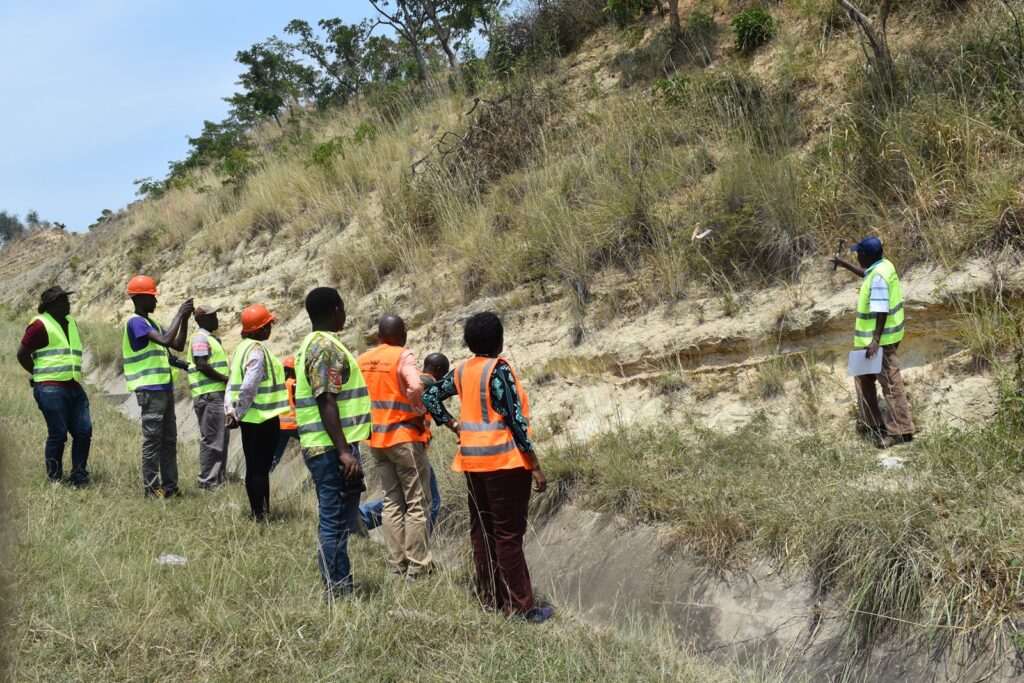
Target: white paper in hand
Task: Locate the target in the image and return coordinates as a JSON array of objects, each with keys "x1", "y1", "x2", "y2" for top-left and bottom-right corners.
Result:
[{"x1": 847, "y1": 349, "x2": 883, "y2": 377}]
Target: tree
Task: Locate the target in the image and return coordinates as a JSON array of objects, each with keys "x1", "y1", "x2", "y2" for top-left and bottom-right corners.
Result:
[
  {"x1": 227, "y1": 38, "x2": 314, "y2": 126},
  {"x1": 285, "y1": 19, "x2": 373, "y2": 106},
  {"x1": 836, "y1": 0, "x2": 895, "y2": 93},
  {"x1": 668, "y1": 0, "x2": 681, "y2": 41},
  {"x1": 0, "y1": 211, "x2": 25, "y2": 242},
  {"x1": 368, "y1": 0, "x2": 432, "y2": 82},
  {"x1": 25, "y1": 209, "x2": 39, "y2": 226},
  {"x1": 421, "y1": 0, "x2": 504, "y2": 71}
]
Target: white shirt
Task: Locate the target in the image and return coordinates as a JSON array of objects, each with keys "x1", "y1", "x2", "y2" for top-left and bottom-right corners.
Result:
[
  {"x1": 869, "y1": 274, "x2": 890, "y2": 314},
  {"x1": 224, "y1": 345, "x2": 267, "y2": 420}
]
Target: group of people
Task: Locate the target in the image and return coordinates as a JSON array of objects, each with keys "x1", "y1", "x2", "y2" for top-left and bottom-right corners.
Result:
[
  {"x1": 15, "y1": 235, "x2": 912, "y2": 623},
  {"x1": 17, "y1": 277, "x2": 555, "y2": 623}
]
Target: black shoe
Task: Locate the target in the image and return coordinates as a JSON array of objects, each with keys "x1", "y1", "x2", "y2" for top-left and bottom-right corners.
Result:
[
  {"x1": 144, "y1": 487, "x2": 162, "y2": 498},
  {"x1": 69, "y1": 479, "x2": 90, "y2": 489},
  {"x1": 523, "y1": 606, "x2": 555, "y2": 624},
  {"x1": 162, "y1": 488, "x2": 185, "y2": 498}
]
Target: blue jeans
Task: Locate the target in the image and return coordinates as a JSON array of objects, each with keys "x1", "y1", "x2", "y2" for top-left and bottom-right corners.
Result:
[
  {"x1": 269, "y1": 429, "x2": 299, "y2": 472},
  {"x1": 361, "y1": 464, "x2": 441, "y2": 532},
  {"x1": 305, "y1": 448, "x2": 365, "y2": 594},
  {"x1": 33, "y1": 384, "x2": 92, "y2": 483}
]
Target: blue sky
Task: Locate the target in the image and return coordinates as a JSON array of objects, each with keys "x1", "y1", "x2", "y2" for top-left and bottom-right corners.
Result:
[{"x1": 0, "y1": 0, "x2": 371, "y2": 232}]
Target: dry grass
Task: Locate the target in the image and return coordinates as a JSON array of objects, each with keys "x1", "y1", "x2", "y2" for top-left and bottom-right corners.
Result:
[{"x1": 0, "y1": 316, "x2": 759, "y2": 681}]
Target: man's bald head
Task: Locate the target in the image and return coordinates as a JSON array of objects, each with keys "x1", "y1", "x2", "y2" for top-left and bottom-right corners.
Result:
[{"x1": 378, "y1": 314, "x2": 407, "y2": 346}]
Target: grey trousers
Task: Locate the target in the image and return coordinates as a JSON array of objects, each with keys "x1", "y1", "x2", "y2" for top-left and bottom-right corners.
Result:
[
  {"x1": 137, "y1": 390, "x2": 178, "y2": 493},
  {"x1": 193, "y1": 392, "x2": 228, "y2": 489}
]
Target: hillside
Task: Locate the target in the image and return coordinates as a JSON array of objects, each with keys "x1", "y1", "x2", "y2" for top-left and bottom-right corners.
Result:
[{"x1": 4, "y1": 0, "x2": 1024, "y2": 678}]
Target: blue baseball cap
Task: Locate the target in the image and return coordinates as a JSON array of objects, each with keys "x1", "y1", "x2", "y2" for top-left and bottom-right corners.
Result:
[{"x1": 850, "y1": 236, "x2": 883, "y2": 255}]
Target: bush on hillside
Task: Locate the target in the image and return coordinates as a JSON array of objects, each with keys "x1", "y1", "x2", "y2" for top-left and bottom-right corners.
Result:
[
  {"x1": 488, "y1": 0, "x2": 607, "y2": 73},
  {"x1": 603, "y1": 0, "x2": 655, "y2": 28},
  {"x1": 732, "y1": 5, "x2": 775, "y2": 55}
]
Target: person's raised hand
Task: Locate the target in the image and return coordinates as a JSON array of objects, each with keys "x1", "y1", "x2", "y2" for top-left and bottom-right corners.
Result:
[
  {"x1": 178, "y1": 299, "x2": 195, "y2": 318},
  {"x1": 339, "y1": 449, "x2": 362, "y2": 479}
]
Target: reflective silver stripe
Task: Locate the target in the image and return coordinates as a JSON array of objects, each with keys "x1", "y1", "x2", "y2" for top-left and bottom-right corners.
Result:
[
  {"x1": 460, "y1": 420, "x2": 506, "y2": 432},
  {"x1": 296, "y1": 413, "x2": 371, "y2": 435},
  {"x1": 856, "y1": 302, "x2": 904, "y2": 320},
  {"x1": 341, "y1": 413, "x2": 371, "y2": 428},
  {"x1": 457, "y1": 363, "x2": 465, "y2": 394},
  {"x1": 372, "y1": 400, "x2": 415, "y2": 412},
  {"x1": 125, "y1": 349, "x2": 168, "y2": 363},
  {"x1": 33, "y1": 364, "x2": 81, "y2": 375},
  {"x1": 371, "y1": 420, "x2": 424, "y2": 433},
  {"x1": 227, "y1": 383, "x2": 285, "y2": 394},
  {"x1": 31, "y1": 348, "x2": 83, "y2": 359},
  {"x1": 480, "y1": 359, "x2": 497, "y2": 423},
  {"x1": 192, "y1": 361, "x2": 228, "y2": 369},
  {"x1": 295, "y1": 387, "x2": 368, "y2": 408},
  {"x1": 189, "y1": 377, "x2": 225, "y2": 389},
  {"x1": 251, "y1": 399, "x2": 290, "y2": 412},
  {"x1": 339, "y1": 386, "x2": 369, "y2": 400},
  {"x1": 461, "y1": 441, "x2": 517, "y2": 456},
  {"x1": 124, "y1": 366, "x2": 171, "y2": 381},
  {"x1": 854, "y1": 322, "x2": 905, "y2": 337}
]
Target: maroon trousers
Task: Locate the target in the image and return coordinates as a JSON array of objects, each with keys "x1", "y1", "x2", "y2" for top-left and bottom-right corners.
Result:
[{"x1": 465, "y1": 467, "x2": 535, "y2": 615}]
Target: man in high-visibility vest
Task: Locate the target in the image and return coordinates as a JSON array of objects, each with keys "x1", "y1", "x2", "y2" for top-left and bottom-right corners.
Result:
[
  {"x1": 16, "y1": 286, "x2": 91, "y2": 486},
  {"x1": 187, "y1": 304, "x2": 229, "y2": 490},
  {"x1": 833, "y1": 237, "x2": 916, "y2": 448},
  {"x1": 122, "y1": 275, "x2": 193, "y2": 497},
  {"x1": 359, "y1": 353, "x2": 448, "y2": 533},
  {"x1": 357, "y1": 314, "x2": 433, "y2": 580},
  {"x1": 422, "y1": 312, "x2": 554, "y2": 624},
  {"x1": 295, "y1": 287, "x2": 370, "y2": 597}
]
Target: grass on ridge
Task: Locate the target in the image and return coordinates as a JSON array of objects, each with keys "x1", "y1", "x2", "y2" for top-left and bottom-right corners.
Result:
[
  {"x1": 0, "y1": 318, "x2": 751, "y2": 682},
  {"x1": 542, "y1": 409, "x2": 1024, "y2": 652}
]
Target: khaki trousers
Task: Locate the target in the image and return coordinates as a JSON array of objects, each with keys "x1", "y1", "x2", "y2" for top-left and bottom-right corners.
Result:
[
  {"x1": 855, "y1": 343, "x2": 916, "y2": 437},
  {"x1": 371, "y1": 441, "x2": 432, "y2": 575}
]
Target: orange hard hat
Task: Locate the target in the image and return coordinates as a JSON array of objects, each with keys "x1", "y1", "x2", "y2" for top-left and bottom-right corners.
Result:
[
  {"x1": 241, "y1": 304, "x2": 275, "y2": 333},
  {"x1": 126, "y1": 275, "x2": 159, "y2": 296},
  {"x1": 282, "y1": 356, "x2": 295, "y2": 369}
]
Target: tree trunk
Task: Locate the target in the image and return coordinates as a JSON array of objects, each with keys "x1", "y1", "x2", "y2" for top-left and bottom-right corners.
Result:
[
  {"x1": 836, "y1": 0, "x2": 895, "y2": 92},
  {"x1": 668, "y1": 0, "x2": 681, "y2": 41},
  {"x1": 425, "y1": 4, "x2": 459, "y2": 72},
  {"x1": 411, "y1": 42, "x2": 429, "y2": 82}
]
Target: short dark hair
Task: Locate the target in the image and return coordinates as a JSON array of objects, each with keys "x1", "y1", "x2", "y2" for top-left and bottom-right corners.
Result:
[
  {"x1": 423, "y1": 352, "x2": 450, "y2": 376},
  {"x1": 305, "y1": 287, "x2": 343, "y2": 322},
  {"x1": 464, "y1": 312, "x2": 503, "y2": 355}
]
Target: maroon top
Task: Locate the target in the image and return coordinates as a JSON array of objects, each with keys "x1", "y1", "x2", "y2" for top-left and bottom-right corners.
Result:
[{"x1": 21, "y1": 319, "x2": 80, "y2": 388}]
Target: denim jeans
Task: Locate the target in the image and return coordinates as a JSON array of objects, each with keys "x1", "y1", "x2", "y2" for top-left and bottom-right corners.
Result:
[
  {"x1": 305, "y1": 448, "x2": 365, "y2": 594},
  {"x1": 269, "y1": 429, "x2": 299, "y2": 472},
  {"x1": 361, "y1": 464, "x2": 440, "y2": 532},
  {"x1": 33, "y1": 384, "x2": 92, "y2": 483}
]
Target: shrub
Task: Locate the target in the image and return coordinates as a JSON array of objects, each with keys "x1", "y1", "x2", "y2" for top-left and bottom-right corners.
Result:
[
  {"x1": 603, "y1": 0, "x2": 654, "y2": 28},
  {"x1": 732, "y1": 5, "x2": 775, "y2": 55},
  {"x1": 488, "y1": 0, "x2": 607, "y2": 72}
]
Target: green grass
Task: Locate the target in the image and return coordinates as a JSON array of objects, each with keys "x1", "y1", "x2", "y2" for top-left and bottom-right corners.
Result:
[{"x1": 0, "y1": 318, "x2": 752, "y2": 682}]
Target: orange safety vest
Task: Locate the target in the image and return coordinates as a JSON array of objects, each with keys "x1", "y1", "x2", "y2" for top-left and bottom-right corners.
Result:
[
  {"x1": 452, "y1": 356, "x2": 533, "y2": 473},
  {"x1": 280, "y1": 377, "x2": 297, "y2": 430},
  {"x1": 358, "y1": 344, "x2": 427, "y2": 448}
]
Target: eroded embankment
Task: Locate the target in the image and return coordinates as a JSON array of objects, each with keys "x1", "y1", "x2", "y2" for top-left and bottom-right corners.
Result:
[{"x1": 526, "y1": 504, "x2": 1023, "y2": 682}]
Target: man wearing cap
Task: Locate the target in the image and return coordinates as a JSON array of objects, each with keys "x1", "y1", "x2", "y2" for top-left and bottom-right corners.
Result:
[
  {"x1": 123, "y1": 275, "x2": 193, "y2": 497},
  {"x1": 188, "y1": 305, "x2": 230, "y2": 490},
  {"x1": 16, "y1": 286, "x2": 91, "y2": 486},
  {"x1": 833, "y1": 237, "x2": 916, "y2": 448}
]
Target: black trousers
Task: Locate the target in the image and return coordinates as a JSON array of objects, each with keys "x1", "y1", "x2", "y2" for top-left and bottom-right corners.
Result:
[{"x1": 240, "y1": 418, "x2": 280, "y2": 520}]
